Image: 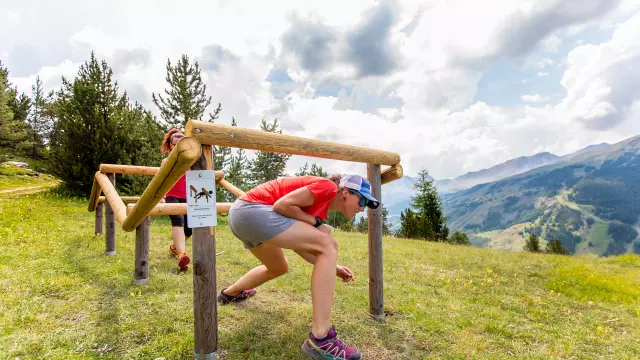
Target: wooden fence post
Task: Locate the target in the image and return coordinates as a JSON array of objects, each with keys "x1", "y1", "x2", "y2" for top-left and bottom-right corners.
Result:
[
  {"x1": 367, "y1": 164, "x2": 384, "y2": 322},
  {"x1": 105, "y1": 173, "x2": 116, "y2": 255},
  {"x1": 134, "y1": 216, "x2": 150, "y2": 285},
  {"x1": 95, "y1": 202, "x2": 103, "y2": 235},
  {"x1": 191, "y1": 144, "x2": 219, "y2": 359}
]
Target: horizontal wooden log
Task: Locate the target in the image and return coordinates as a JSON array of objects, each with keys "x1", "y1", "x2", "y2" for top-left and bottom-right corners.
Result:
[
  {"x1": 95, "y1": 172, "x2": 128, "y2": 225},
  {"x1": 381, "y1": 164, "x2": 403, "y2": 185},
  {"x1": 98, "y1": 196, "x2": 140, "y2": 204},
  {"x1": 99, "y1": 164, "x2": 224, "y2": 179},
  {"x1": 185, "y1": 120, "x2": 401, "y2": 166},
  {"x1": 126, "y1": 202, "x2": 232, "y2": 216},
  {"x1": 88, "y1": 175, "x2": 101, "y2": 212},
  {"x1": 218, "y1": 179, "x2": 245, "y2": 197},
  {"x1": 122, "y1": 137, "x2": 202, "y2": 232}
]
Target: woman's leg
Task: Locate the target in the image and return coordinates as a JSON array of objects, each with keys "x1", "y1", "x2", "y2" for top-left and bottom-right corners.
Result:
[
  {"x1": 223, "y1": 244, "x2": 289, "y2": 295},
  {"x1": 227, "y1": 221, "x2": 337, "y2": 339},
  {"x1": 172, "y1": 226, "x2": 186, "y2": 253}
]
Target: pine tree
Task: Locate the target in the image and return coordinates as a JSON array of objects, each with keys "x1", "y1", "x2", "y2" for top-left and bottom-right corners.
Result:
[
  {"x1": 152, "y1": 54, "x2": 211, "y2": 128},
  {"x1": 381, "y1": 206, "x2": 392, "y2": 236},
  {"x1": 398, "y1": 208, "x2": 419, "y2": 238},
  {"x1": 250, "y1": 119, "x2": 292, "y2": 186},
  {"x1": 49, "y1": 52, "x2": 165, "y2": 195},
  {"x1": 448, "y1": 231, "x2": 471, "y2": 245},
  {"x1": 27, "y1": 76, "x2": 53, "y2": 158},
  {"x1": 0, "y1": 62, "x2": 30, "y2": 154},
  {"x1": 524, "y1": 234, "x2": 541, "y2": 252},
  {"x1": 356, "y1": 216, "x2": 368, "y2": 233},
  {"x1": 296, "y1": 162, "x2": 328, "y2": 177},
  {"x1": 410, "y1": 169, "x2": 449, "y2": 241},
  {"x1": 545, "y1": 239, "x2": 569, "y2": 255}
]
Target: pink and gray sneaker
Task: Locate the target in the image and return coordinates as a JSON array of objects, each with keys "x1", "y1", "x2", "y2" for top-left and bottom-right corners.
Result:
[
  {"x1": 301, "y1": 326, "x2": 362, "y2": 360},
  {"x1": 217, "y1": 287, "x2": 257, "y2": 305}
]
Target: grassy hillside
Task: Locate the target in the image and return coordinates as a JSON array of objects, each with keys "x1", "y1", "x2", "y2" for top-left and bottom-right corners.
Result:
[
  {"x1": 444, "y1": 136, "x2": 640, "y2": 256},
  {"x1": 1, "y1": 190, "x2": 639, "y2": 359}
]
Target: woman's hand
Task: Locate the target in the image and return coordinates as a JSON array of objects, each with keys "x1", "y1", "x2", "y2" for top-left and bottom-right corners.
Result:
[
  {"x1": 317, "y1": 224, "x2": 332, "y2": 234},
  {"x1": 160, "y1": 197, "x2": 166, "y2": 203},
  {"x1": 336, "y1": 265, "x2": 354, "y2": 282}
]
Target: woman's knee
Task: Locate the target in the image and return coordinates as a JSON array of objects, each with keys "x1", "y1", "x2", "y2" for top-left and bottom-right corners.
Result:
[
  {"x1": 266, "y1": 258, "x2": 289, "y2": 277},
  {"x1": 313, "y1": 233, "x2": 338, "y2": 258}
]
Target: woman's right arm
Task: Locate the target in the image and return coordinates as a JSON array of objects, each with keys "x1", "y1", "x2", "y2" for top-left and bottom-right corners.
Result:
[{"x1": 272, "y1": 187, "x2": 318, "y2": 226}]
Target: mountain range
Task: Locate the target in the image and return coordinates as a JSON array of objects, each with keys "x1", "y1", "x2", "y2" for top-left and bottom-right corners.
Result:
[{"x1": 381, "y1": 138, "x2": 640, "y2": 256}]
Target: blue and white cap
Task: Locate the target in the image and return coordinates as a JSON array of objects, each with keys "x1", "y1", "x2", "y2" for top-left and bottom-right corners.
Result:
[{"x1": 339, "y1": 174, "x2": 380, "y2": 209}]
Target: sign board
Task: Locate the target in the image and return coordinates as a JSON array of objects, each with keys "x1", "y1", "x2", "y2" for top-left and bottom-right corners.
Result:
[{"x1": 186, "y1": 170, "x2": 217, "y2": 228}]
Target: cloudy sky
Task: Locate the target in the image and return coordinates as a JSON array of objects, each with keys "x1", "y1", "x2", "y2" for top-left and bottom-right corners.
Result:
[{"x1": 2, "y1": 0, "x2": 640, "y2": 179}]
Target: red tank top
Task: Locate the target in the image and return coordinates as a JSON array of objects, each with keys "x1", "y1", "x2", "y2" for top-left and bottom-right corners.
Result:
[{"x1": 166, "y1": 174, "x2": 187, "y2": 199}]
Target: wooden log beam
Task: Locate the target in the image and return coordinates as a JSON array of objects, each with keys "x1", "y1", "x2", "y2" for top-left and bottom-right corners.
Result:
[
  {"x1": 99, "y1": 163, "x2": 224, "y2": 179},
  {"x1": 218, "y1": 178, "x2": 245, "y2": 197},
  {"x1": 126, "y1": 202, "x2": 232, "y2": 216},
  {"x1": 192, "y1": 144, "x2": 219, "y2": 357},
  {"x1": 381, "y1": 164, "x2": 403, "y2": 185},
  {"x1": 95, "y1": 203, "x2": 104, "y2": 235},
  {"x1": 122, "y1": 137, "x2": 202, "y2": 232},
  {"x1": 367, "y1": 164, "x2": 384, "y2": 322},
  {"x1": 98, "y1": 196, "x2": 140, "y2": 204},
  {"x1": 103, "y1": 173, "x2": 118, "y2": 255},
  {"x1": 88, "y1": 176, "x2": 101, "y2": 212},
  {"x1": 185, "y1": 120, "x2": 401, "y2": 166},
  {"x1": 134, "y1": 217, "x2": 150, "y2": 285},
  {"x1": 95, "y1": 172, "x2": 128, "y2": 225}
]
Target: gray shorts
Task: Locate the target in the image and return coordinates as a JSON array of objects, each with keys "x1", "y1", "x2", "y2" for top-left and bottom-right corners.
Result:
[{"x1": 228, "y1": 199, "x2": 297, "y2": 249}]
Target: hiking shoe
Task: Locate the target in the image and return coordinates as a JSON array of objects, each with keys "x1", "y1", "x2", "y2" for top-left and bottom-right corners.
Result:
[
  {"x1": 217, "y1": 287, "x2": 257, "y2": 305},
  {"x1": 169, "y1": 244, "x2": 180, "y2": 258},
  {"x1": 301, "y1": 326, "x2": 361, "y2": 360},
  {"x1": 178, "y1": 252, "x2": 190, "y2": 270}
]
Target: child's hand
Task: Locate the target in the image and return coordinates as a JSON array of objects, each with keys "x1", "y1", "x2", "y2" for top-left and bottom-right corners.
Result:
[{"x1": 336, "y1": 265, "x2": 355, "y2": 282}]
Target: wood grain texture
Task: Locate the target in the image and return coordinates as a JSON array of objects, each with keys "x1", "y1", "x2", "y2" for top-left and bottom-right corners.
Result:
[
  {"x1": 192, "y1": 144, "x2": 218, "y2": 355},
  {"x1": 95, "y1": 203, "x2": 103, "y2": 235},
  {"x1": 380, "y1": 164, "x2": 403, "y2": 185},
  {"x1": 87, "y1": 174, "x2": 101, "y2": 212},
  {"x1": 122, "y1": 137, "x2": 201, "y2": 232},
  {"x1": 98, "y1": 196, "x2": 140, "y2": 204},
  {"x1": 99, "y1": 163, "x2": 224, "y2": 178},
  {"x1": 95, "y1": 172, "x2": 127, "y2": 225},
  {"x1": 126, "y1": 202, "x2": 232, "y2": 216},
  {"x1": 367, "y1": 164, "x2": 385, "y2": 322},
  {"x1": 104, "y1": 173, "x2": 117, "y2": 255},
  {"x1": 185, "y1": 120, "x2": 401, "y2": 165},
  {"x1": 134, "y1": 217, "x2": 150, "y2": 285}
]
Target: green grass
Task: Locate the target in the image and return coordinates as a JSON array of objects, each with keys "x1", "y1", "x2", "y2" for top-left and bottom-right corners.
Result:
[{"x1": 1, "y1": 192, "x2": 640, "y2": 359}]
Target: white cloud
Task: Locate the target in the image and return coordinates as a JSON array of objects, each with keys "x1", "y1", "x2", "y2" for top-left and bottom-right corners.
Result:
[
  {"x1": 2, "y1": 0, "x2": 638, "y2": 181},
  {"x1": 521, "y1": 94, "x2": 550, "y2": 103},
  {"x1": 561, "y1": 12, "x2": 640, "y2": 130}
]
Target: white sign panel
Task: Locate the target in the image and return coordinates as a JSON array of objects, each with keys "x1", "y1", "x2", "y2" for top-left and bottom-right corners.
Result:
[{"x1": 186, "y1": 170, "x2": 217, "y2": 228}]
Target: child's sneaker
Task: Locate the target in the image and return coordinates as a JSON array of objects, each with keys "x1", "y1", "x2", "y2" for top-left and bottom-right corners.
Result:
[
  {"x1": 169, "y1": 244, "x2": 180, "y2": 258},
  {"x1": 301, "y1": 326, "x2": 361, "y2": 360},
  {"x1": 178, "y1": 252, "x2": 190, "y2": 270},
  {"x1": 217, "y1": 287, "x2": 256, "y2": 305}
]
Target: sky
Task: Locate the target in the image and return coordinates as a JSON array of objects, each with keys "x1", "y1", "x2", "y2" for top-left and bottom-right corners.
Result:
[{"x1": 2, "y1": 0, "x2": 640, "y2": 180}]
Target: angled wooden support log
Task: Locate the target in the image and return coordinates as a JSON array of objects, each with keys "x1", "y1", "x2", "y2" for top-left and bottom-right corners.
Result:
[
  {"x1": 218, "y1": 178, "x2": 245, "y2": 197},
  {"x1": 185, "y1": 120, "x2": 401, "y2": 165},
  {"x1": 94, "y1": 172, "x2": 128, "y2": 225},
  {"x1": 98, "y1": 196, "x2": 140, "y2": 204},
  {"x1": 381, "y1": 164, "x2": 403, "y2": 185},
  {"x1": 122, "y1": 137, "x2": 202, "y2": 232}
]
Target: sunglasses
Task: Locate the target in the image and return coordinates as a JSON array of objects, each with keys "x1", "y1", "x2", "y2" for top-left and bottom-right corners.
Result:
[{"x1": 347, "y1": 189, "x2": 367, "y2": 207}]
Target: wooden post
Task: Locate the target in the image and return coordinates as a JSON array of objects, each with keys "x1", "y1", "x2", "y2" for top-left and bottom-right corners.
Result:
[
  {"x1": 134, "y1": 216, "x2": 150, "y2": 285},
  {"x1": 95, "y1": 202, "x2": 103, "y2": 234},
  {"x1": 192, "y1": 144, "x2": 219, "y2": 359},
  {"x1": 105, "y1": 173, "x2": 116, "y2": 255},
  {"x1": 367, "y1": 164, "x2": 384, "y2": 322}
]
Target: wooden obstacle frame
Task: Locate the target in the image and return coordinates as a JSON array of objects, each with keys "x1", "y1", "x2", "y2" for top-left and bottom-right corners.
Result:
[{"x1": 87, "y1": 120, "x2": 403, "y2": 359}]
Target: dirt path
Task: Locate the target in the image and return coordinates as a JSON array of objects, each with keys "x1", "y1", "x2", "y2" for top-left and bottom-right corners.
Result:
[{"x1": 0, "y1": 185, "x2": 49, "y2": 194}]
